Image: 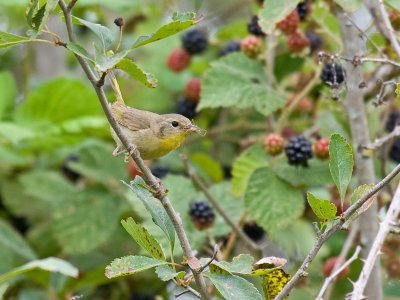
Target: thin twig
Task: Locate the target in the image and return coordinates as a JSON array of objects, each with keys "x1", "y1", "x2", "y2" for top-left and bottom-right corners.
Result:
[
  {"x1": 372, "y1": 80, "x2": 397, "y2": 106},
  {"x1": 274, "y1": 163, "x2": 400, "y2": 300},
  {"x1": 58, "y1": 1, "x2": 209, "y2": 298},
  {"x1": 199, "y1": 245, "x2": 219, "y2": 273},
  {"x1": 364, "y1": 125, "x2": 400, "y2": 150},
  {"x1": 351, "y1": 182, "x2": 400, "y2": 299},
  {"x1": 181, "y1": 155, "x2": 262, "y2": 252},
  {"x1": 376, "y1": 0, "x2": 400, "y2": 58},
  {"x1": 316, "y1": 246, "x2": 362, "y2": 300}
]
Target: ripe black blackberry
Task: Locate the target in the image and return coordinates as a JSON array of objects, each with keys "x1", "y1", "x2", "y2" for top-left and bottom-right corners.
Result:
[
  {"x1": 151, "y1": 165, "x2": 169, "y2": 179},
  {"x1": 247, "y1": 15, "x2": 265, "y2": 36},
  {"x1": 284, "y1": 135, "x2": 313, "y2": 167},
  {"x1": 176, "y1": 98, "x2": 197, "y2": 119},
  {"x1": 181, "y1": 28, "x2": 208, "y2": 55},
  {"x1": 189, "y1": 200, "x2": 215, "y2": 230},
  {"x1": 220, "y1": 40, "x2": 241, "y2": 56},
  {"x1": 389, "y1": 138, "x2": 400, "y2": 163},
  {"x1": 296, "y1": 1, "x2": 308, "y2": 21},
  {"x1": 305, "y1": 30, "x2": 323, "y2": 54},
  {"x1": 320, "y1": 63, "x2": 345, "y2": 86},
  {"x1": 385, "y1": 110, "x2": 400, "y2": 132},
  {"x1": 243, "y1": 221, "x2": 265, "y2": 241},
  {"x1": 62, "y1": 154, "x2": 81, "y2": 182}
]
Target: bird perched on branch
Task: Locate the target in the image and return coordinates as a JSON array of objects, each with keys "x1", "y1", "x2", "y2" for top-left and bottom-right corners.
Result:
[{"x1": 109, "y1": 76, "x2": 202, "y2": 161}]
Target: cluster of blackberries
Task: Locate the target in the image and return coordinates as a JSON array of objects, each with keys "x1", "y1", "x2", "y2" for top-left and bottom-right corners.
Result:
[
  {"x1": 284, "y1": 135, "x2": 313, "y2": 167},
  {"x1": 320, "y1": 63, "x2": 345, "y2": 86},
  {"x1": 189, "y1": 200, "x2": 215, "y2": 230}
]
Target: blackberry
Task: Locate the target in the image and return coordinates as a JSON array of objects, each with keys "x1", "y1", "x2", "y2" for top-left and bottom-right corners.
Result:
[
  {"x1": 305, "y1": 30, "x2": 323, "y2": 54},
  {"x1": 220, "y1": 40, "x2": 241, "y2": 56},
  {"x1": 10, "y1": 216, "x2": 30, "y2": 235},
  {"x1": 176, "y1": 98, "x2": 197, "y2": 119},
  {"x1": 385, "y1": 110, "x2": 400, "y2": 132},
  {"x1": 62, "y1": 154, "x2": 81, "y2": 182},
  {"x1": 223, "y1": 165, "x2": 232, "y2": 179},
  {"x1": 389, "y1": 138, "x2": 400, "y2": 163},
  {"x1": 181, "y1": 28, "x2": 208, "y2": 55},
  {"x1": 320, "y1": 63, "x2": 345, "y2": 86},
  {"x1": 247, "y1": 15, "x2": 265, "y2": 37},
  {"x1": 284, "y1": 135, "x2": 313, "y2": 167},
  {"x1": 151, "y1": 165, "x2": 169, "y2": 179},
  {"x1": 296, "y1": 1, "x2": 308, "y2": 21},
  {"x1": 243, "y1": 221, "x2": 265, "y2": 241},
  {"x1": 189, "y1": 200, "x2": 215, "y2": 230}
]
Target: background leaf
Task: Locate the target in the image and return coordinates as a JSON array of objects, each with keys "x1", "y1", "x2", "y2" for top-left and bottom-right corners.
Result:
[
  {"x1": 105, "y1": 256, "x2": 167, "y2": 279},
  {"x1": 0, "y1": 71, "x2": 16, "y2": 121}
]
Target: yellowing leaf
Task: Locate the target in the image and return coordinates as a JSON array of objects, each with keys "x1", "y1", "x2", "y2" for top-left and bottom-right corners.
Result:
[
  {"x1": 307, "y1": 192, "x2": 337, "y2": 220},
  {"x1": 262, "y1": 269, "x2": 291, "y2": 300}
]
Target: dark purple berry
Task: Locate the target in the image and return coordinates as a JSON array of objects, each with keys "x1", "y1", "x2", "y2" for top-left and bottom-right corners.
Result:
[
  {"x1": 182, "y1": 28, "x2": 208, "y2": 55},
  {"x1": 189, "y1": 200, "x2": 215, "y2": 230},
  {"x1": 151, "y1": 165, "x2": 169, "y2": 179},
  {"x1": 243, "y1": 221, "x2": 265, "y2": 241},
  {"x1": 284, "y1": 135, "x2": 313, "y2": 167},
  {"x1": 385, "y1": 110, "x2": 400, "y2": 132},
  {"x1": 247, "y1": 15, "x2": 265, "y2": 36},
  {"x1": 305, "y1": 30, "x2": 323, "y2": 54},
  {"x1": 176, "y1": 98, "x2": 197, "y2": 119},
  {"x1": 389, "y1": 138, "x2": 400, "y2": 163},
  {"x1": 62, "y1": 154, "x2": 81, "y2": 182},
  {"x1": 220, "y1": 40, "x2": 241, "y2": 56},
  {"x1": 320, "y1": 63, "x2": 345, "y2": 86},
  {"x1": 296, "y1": 1, "x2": 308, "y2": 21}
]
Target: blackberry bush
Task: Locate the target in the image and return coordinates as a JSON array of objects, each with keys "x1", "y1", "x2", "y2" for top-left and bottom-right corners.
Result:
[
  {"x1": 181, "y1": 28, "x2": 208, "y2": 55},
  {"x1": 285, "y1": 135, "x2": 313, "y2": 167},
  {"x1": 189, "y1": 200, "x2": 215, "y2": 230}
]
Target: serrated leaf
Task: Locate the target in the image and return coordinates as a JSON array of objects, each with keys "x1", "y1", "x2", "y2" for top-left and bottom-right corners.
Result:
[
  {"x1": 172, "y1": 11, "x2": 196, "y2": 21},
  {"x1": 128, "y1": 177, "x2": 175, "y2": 252},
  {"x1": 121, "y1": 218, "x2": 165, "y2": 260},
  {"x1": 335, "y1": 0, "x2": 363, "y2": 12},
  {"x1": 0, "y1": 72, "x2": 17, "y2": 121},
  {"x1": 116, "y1": 58, "x2": 158, "y2": 88},
  {"x1": 105, "y1": 256, "x2": 167, "y2": 279},
  {"x1": 0, "y1": 31, "x2": 30, "y2": 49},
  {"x1": 258, "y1": 0, "x2": 300, "y2": 34},
  {"x1": 26, "y1": 0, "x2": 39, "y2": 28},
  {"x1": 198, "y1": 53, "x2": 286, "y2": 115},
  {"x1": 262, "y1": 269, "x2": 290, "y2": 300},
  {"x1": 329, "y1": 133, "x2": 354, "y2": 202},
  {"x1": 31, "y1": 3, "x2": 46, "y2": 30},
  {"x1": 244, "y1": 168, "x2": 304, "y2": 233},
  {"x1": 131, "y1": 16, "x2": 196, "y2": 49},
  {"x1": 307, "y1": 192, "x2": 337, "y2": 220},
  {"x1": 66, "y1": 42, "x2": 94, "y2": 62},
  {"x1": 209, "y1": 255, "x2": 254, "y2": 275},
  {"x1": 155, "y1": 265, "x2": 185, "y2": 281},
  {"x1": 232, "y1": 145, "x2": 270, "y2": 197},
  {"x1": 0, "y1": 219, "x2": 37, "y2": 261},
  {"x1": 74, "y1": 16, "x2": 114, "y2": 50},
  {"x1": 0, "y1": 257, "x2": 78, "y2": 284},
  {"x1": 206, "y1": 273, "x2": 263, "y2": 300}
]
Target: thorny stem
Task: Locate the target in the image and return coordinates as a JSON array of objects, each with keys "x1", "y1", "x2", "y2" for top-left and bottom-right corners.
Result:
[{"x1": 58, "y1": 1, "x2": 209, "y2": 298}]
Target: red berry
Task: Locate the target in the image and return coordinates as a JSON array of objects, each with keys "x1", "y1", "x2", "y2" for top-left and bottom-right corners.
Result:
[
  {"x1": 167, "y1": 48, "x2": 191, "y2": 72},
  {"x1": 331, "y1": 198, "x2": 350, "y2": 216},
  {"x1": 277, "y1": 11, "x2": 300, "y2": 35},
  {"x1": 281, "y1": 127, "x2": 297, "y2": 139},
  {"x1": 128, "y1": 160, "x2": 142, "y2": 179},
  {"x1": 240, "y1": 35, "x2": 262, "y2": 58},
  {"x1": 323, "y1": 257, "x2": 350, "y2": 279},
  {"x1": 314, "y1": 138, "x2": 330, "y2": 160},
  {"x1": 287, "y1": 30, "x2": 309, "y2": 53},
  {"x1": 185, "y1": 78, "x2": 201, "y2": 102},
  {"x1": 288, "y1": 95, "x2": 314, "y2": 113},
  {"x1": 264, "y1": 134, "x2": 285, "y2": 156}
]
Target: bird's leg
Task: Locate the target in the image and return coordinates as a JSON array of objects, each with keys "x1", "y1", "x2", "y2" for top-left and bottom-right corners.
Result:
[
  {"x1": 124, "y1": 145, "x2": 139, "y2": 162},
  {"x1": 112, "y1": 145, "x2": 124, "y2": 157}
]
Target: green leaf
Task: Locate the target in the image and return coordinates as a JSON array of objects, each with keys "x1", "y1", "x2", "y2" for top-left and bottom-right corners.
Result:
[
  {"x1": 335, "y1": 0, "x2": 363, "y2": 11},
  {"x1": 116, "y1": 58, "x2": 158, "y2": 88},
  {"x1": 351, "y1": 184, "x2": 374, "y2": 205},
  {"x1": 0, "y1": 219, "x2": 36, "y2": 261},
  {"x1": 190, "y1": 152, "x2": 224, "y2": 183},
  {"x1": 155, "y1": 265, "x2": 185, "y2": 281},
  {"x1": 198, "y1": 53, "x2": 286, "y2": 116},
  {"x1": 66, "y1": 42, "x2": 94, "y2": 62},
  {"x1": 0, "y1": 122, "x2": 35, "y2": 145},
  {"x1": 74, "y1": 16, "x2": 114, "y2": 49},
  {"x1": 231, "y1": 145, "x2": 269, "y2": 197},
  {"x1": 131, "y1": 15, "x2": 196, "y2": 49},
  {"x1": 0, "y1": 72, "x2": 17, "y2": 121},
  {"x1": 329, "y1": 133, "x2": 354, "y2": 201},
  {"x1": 244, "y1": 167, "x2": 304, "y2": 233},
  {"x1": 0, "y1": 257, "x2": 78, "y2": 284},
  {"x1": 172, "y1": 11, "x2": 196, "y2": 21},
  {"x1": 0, "y1": 31, "x2": 30, "y2": 49},
  {"x1": 25, "y1": 0, "x2": 39, "y2": 29},
  {"x1": 205, "y1": 273, "x2": 263, "y2": 300},
  {"x1": 388, "y1": 0, "x2": 400, "y2": 11},
  {"x1": 209, "y1": 254, "x2": 254, "y2": 275},
  {"x1": 121, "y1": 218, "x2": 165, "y2": 260},
  {"x1": 128, "y1": 177, "x2": 175, "y2": 251},
  {"x1": 29, "y1": 0, "x2": 58, "y2": 38},
  {"x1": 307, "y1": 192, "x2": 337, "y2": 220},
  {"x1": 258, "y1": 0, "x2": 300, "y2": 34},
  {"x1": 105, "y1": 256, "x2": 167, "y2": 279}
]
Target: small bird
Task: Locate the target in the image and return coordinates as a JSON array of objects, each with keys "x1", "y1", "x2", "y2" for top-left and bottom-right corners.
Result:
[{"x1": 110, "y1": 96, "x2": 201, "y2": 161}]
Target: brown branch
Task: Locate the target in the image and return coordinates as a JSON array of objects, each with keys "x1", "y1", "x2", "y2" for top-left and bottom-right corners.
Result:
[{"x1": 58, "y1": 1, "x2": 209, "y2": 298}]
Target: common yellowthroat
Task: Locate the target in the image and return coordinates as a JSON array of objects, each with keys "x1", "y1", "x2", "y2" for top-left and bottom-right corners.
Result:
[{"x1": 109, "y1": 76, "x2": 201, "y2": 160}]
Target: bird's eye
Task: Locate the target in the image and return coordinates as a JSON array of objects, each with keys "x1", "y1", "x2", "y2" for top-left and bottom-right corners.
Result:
[{"x1": 171, "y1": 121, "x2": 179, "y2": 127}]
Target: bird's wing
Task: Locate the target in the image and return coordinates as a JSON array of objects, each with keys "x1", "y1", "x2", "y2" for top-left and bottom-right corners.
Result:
[{"x1": 111, "y1": 101, "x2": 155, "y2": 131}]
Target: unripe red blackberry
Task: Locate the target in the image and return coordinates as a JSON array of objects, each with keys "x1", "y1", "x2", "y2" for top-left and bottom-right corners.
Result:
[
  {"x1": 277, "y1": 11, "x2": 300, "y2": 35},
  {"x1": 264, "y1": 134, "x2": 285, "y2": 156},
  {"x1": 320, "y1": 63, "x2": 345, "y2": 86},
  {"x1": 176, "y1": 97, "x2": 197, "y2": 119},
  {"x1": 247, "y1": 15, "x2": 266, "y2": 37},
  {"x1": 296, "y1": 1, "x2": 308, "y2": 21},
  {"x1": 181, "y1": 28, "x2": 208, "y2": 55},
  {"x1": 185, "y1": 78, "x2": 201, "y2": 102},
  {"x1": 189, "y1": 200, "x2": 215, "y2": 230},
  {"x1": 287, "y1": 30, "x2": 309, "y2": 53},
  {"x1": 240, "y1": 35, "x2": 262, "y2": 58},
  {"x1": 314, "y1": 138, "x2": 330, "y2": 160},
  {"x1": 323, "y1": 256, "x2": 350, "y2": 279},
  {"x1": 167, "y1": 48, "x2": 191, "y2": 72},
  {"x1": 284, "y1": 135, "x2": 313, "y2": 167},
  {"x1": 220, "y1": 40, "x2": 241, "y2": 56}
]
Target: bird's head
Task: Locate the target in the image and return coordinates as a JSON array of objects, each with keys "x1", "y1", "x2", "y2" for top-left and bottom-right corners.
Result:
[{"x1": 155, "y1": 114, "x2": 202, "y2": 141}]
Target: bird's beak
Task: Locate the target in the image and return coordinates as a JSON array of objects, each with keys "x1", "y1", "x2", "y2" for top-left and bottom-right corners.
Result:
[{"x1": 184, "y1": 124, "x2": 206, "y2": 136}]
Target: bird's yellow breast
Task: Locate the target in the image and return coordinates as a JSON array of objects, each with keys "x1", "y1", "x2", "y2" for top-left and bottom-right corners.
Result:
[{"x1": 158, "y1": 132, "x2": 187, "y2": 152}]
